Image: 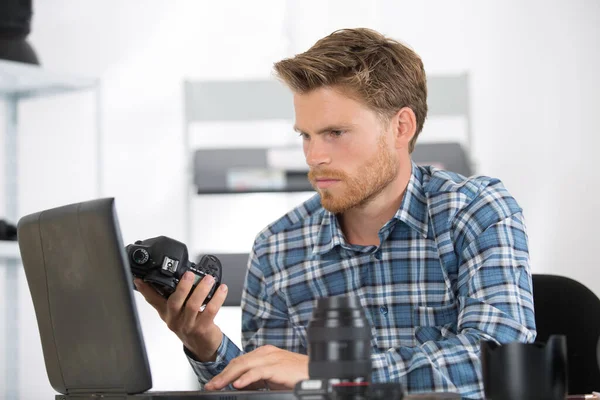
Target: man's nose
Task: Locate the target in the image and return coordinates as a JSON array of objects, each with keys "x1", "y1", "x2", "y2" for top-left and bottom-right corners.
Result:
[{"x1": 305, "y1": 140, "x2": 331, "y2": 168}]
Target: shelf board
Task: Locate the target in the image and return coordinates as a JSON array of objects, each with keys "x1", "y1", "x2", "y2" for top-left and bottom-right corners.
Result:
[
  {"x1": 0, "y1": 59, "x2": 97, "y2": 99},
  {"x1": 192, "y1": 142, "x2": 472, "y2": 197},
  {"x1": 0, "y1": 240, "x2": 20, "y2": 261}
]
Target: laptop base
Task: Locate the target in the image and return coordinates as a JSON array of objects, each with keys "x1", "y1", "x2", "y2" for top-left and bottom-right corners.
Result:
[{"x1": 55, "y1": 390, "x2": 296, "y2": 400}]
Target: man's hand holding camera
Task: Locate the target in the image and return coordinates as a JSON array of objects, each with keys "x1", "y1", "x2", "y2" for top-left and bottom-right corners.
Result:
[
  {"x1": 134, "y1": 271, "x2": 229, "y2": 362},
  {"x1": 204, "y1": 345, "x2": 309, "y2": 391},
  {"x1": 129, "y1": 237, "x2": 308, "y2": 390}
]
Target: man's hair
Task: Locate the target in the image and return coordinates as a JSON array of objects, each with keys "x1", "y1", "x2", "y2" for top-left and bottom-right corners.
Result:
[{"x1": 274, "y1": 28, "x2": 427, "y2": 153}]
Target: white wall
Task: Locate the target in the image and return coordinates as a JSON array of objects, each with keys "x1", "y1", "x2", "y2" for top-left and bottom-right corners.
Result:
[{"x1": 1, "y1": 0, "x2": 599, "y2": 399}]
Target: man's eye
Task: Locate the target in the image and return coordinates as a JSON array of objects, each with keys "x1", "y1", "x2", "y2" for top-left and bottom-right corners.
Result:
[
  {"x1": 330, "y1": 130, "x2": 344, "y2": 137},
  {"x1": 298, "y1": 132, "x2": 309, "y2": 140}
]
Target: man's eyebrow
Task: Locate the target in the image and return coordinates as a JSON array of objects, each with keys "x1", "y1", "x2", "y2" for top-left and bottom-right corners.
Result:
[{"x1": 293, "y1": 125, "x2": 355, "y2": 134}]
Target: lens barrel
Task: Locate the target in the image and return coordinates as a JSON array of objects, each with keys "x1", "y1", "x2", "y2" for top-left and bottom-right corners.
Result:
[{"x1": 308, "y1": 296, "x2": 372, "y2": 382}]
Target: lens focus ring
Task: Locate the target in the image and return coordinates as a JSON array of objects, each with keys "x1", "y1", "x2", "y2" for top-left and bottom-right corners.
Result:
[
  {"x1": 307, "y1": 296, "x2": 372, "y2": 381},
  {"x1": 132, "y1": 248, "x2": 150, "y2": 265}
]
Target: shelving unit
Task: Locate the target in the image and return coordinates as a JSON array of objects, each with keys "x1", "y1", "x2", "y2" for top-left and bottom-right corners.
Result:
[
  {"x1": 182, "y1": 74, "x2": 473, "y2": 307},
  {"x1": 0, "y1": 59, "x2": 101, "y2": 400},
  {"x1": 0, "y1": 240, "x2": 20, "y2": 261}
]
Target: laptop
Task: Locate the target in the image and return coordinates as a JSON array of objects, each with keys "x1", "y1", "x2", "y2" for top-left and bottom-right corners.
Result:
[{"x1": 17, "y1": 197, "x2": 295, "y2": 400}]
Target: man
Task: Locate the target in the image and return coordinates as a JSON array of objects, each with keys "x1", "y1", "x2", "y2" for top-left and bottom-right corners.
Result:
[{"x1": 135, "y1": 28, "x2": 536, "y2": 399}]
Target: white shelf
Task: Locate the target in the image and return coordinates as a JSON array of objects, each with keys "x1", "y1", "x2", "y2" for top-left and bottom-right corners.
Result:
[
  {"x1": 1, "y1": 58, "x2": 102, "y2": 400},
  {"x1": 0, "y1": 59, "x2": 97, "y2": 99},
  {"x1": 0, "y1": 241, "x2": 20, "y2": 261}
]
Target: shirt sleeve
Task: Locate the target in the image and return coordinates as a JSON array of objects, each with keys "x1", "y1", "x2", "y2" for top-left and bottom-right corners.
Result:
[
  {"x1": 370, "y1": 211, "x2": 537, "y2": 399},
  {"x1": 185, "y1": 333, "x2": 243, "y2": 387}
]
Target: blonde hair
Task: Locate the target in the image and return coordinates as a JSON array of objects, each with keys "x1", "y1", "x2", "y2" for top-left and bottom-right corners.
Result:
[{"x1": 274, "y1": 28, "x2": 428, "y2": 153}]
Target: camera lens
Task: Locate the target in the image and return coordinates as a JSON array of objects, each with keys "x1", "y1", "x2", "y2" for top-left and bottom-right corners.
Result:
[
  {"x1": 307, "y1": 296, "x2": 372, "y2": 382},
  {"x1": 132, "y1": 248, "x2": 149, "y2": 265}
]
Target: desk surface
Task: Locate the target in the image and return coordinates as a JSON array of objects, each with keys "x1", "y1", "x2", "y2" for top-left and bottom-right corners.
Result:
[{"x1": 55, "y1": 390, "x2": 460, "y2": 400}]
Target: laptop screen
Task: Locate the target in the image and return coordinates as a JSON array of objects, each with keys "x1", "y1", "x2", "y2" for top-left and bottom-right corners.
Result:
[{"x1": 17, "y1": 198, "x2": 153, "y2": 395}]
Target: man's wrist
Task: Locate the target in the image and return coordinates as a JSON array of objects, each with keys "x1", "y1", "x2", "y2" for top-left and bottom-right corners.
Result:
[{"x1": 186, "y1": 330, "x2": 223, "y2": 362}]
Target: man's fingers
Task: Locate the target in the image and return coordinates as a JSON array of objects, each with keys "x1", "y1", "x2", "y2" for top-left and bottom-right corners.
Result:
[
  {"x1": 134, "y1": 279, "x2": 167, "y2": 316},
  {"x1": 182, "y1": 274, "x2": 215, "y2": 316},
  {"x1": 205, "y1": 356, "x2": 250, "y2": 390},
  {"x1": 205, "y1": 348, "x2": 268, "y2": 390},
  {"x1": 166, "y1": 271, "x2": 195, "y2": 314},
  {"x1": 205, "y1": 347, "x2": 307, "y2": 391},
  {"x1": 232, "y1": 368, "x2": 270, "y2": 390},
  {"x1": 202, "y1": 284, "x2": 228, "y2": 319}
]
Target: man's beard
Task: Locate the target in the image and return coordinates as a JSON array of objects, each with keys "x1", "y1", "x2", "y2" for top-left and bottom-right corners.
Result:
[{"x1": 308, "y1": 135, "x2": 399, "y2": 214}]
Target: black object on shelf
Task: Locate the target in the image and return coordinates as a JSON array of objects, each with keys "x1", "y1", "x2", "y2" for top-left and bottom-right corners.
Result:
[
  {"x1": 0, "y1": 219, "x2": 18, "y2": 241},
  {"x1": 0, "y1": 0, "x2": 39, "y2": 65}
]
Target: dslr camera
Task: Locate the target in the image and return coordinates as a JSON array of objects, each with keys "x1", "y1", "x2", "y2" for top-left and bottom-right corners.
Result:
[{"x1": 125, "y1": 236, "x2": 222, "y2": 306}]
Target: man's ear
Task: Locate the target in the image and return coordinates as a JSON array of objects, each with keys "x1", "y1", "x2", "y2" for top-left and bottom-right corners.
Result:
[{"x1": 391, "y1": 107, "x2": 417, "y2": 150}]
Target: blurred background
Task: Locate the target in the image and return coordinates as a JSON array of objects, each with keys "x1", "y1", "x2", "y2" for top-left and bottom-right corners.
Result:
[{"x1": 0, "y1": 0, "x2": 599, "y2": 398}]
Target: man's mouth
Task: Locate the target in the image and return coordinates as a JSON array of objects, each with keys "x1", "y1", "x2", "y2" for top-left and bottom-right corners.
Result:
[{"x1": 314, "y1": 178, "x2": 341, "y2": 189}]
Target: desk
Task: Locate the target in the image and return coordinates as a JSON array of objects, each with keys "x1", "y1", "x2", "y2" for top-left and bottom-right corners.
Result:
[{"x1": 54, "y1": 391, "x2": 460, "y2": 400}]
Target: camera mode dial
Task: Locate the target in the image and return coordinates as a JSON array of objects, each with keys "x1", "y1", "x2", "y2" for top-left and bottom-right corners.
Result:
[{"x1": 132, "y1": 248, "x2": 150, "y2": 265}]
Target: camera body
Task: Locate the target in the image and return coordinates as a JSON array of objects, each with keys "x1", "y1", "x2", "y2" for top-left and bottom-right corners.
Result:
[{"x1": 125, "y1": 236, "x2": 221, "y2": 306}]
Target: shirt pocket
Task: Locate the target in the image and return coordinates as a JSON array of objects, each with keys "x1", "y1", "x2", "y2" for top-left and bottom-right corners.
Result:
[{"x1": 412, "y1": 303, "x2": 458, "y2": 344}]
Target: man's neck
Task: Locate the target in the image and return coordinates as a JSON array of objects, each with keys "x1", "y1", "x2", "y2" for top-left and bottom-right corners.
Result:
[{"x1": 338, "y1": 165, "x2": 412, "y2": 247}]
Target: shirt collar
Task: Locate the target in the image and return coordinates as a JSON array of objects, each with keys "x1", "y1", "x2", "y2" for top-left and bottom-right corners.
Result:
[
  {"x1": 393, "y1": 161, "x2": 429, "y2": 239},
  {"x1": 312, "y1": 161, "x2": 429, "y2": 256},
  {"x1": 312, "y1": 209, "x2": 344, "y2": 256}
]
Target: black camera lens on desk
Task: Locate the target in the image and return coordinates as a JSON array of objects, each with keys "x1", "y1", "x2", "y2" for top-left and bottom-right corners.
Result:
[
  {"x1": 308, "y1": 296, "x2": 372, "y2": 382},
  {"x1": 295, "y1": 295, "x2": 405, "y2": 400}
]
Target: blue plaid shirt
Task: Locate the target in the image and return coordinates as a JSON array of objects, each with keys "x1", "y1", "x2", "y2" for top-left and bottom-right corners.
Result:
[{"x1": 187, "y1": 162, "x2": 536, "y2": 399}]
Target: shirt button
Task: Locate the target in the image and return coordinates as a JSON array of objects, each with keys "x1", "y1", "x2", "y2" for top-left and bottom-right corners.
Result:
[
  {"x1": 380, "y1": 305, "x2": 388, "y2": 315},
  {"x1": 374, "y1": 251, "x2": 382, "y2": 260},
  {"x1": 216, "y1": 363, "x2": 225, "y2": 372}
]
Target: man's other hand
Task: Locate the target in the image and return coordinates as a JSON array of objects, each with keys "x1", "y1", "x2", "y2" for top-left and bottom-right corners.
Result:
[
  {"x1": 134, "y1": 271, "x2": 228, "y2": 362},
  {"x1": 204, "y1": 345, "x2": 309, "y2": 391}
]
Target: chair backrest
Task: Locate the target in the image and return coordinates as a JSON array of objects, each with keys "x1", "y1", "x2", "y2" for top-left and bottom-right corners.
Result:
[{"x1": 532, "y1": 274, "x2": 600, "y2": 394}]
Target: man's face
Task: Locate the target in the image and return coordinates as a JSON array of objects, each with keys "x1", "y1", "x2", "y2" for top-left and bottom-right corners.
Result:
[{"x1": 293, "y1": 87, "x2": 400, "y2": 214}]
